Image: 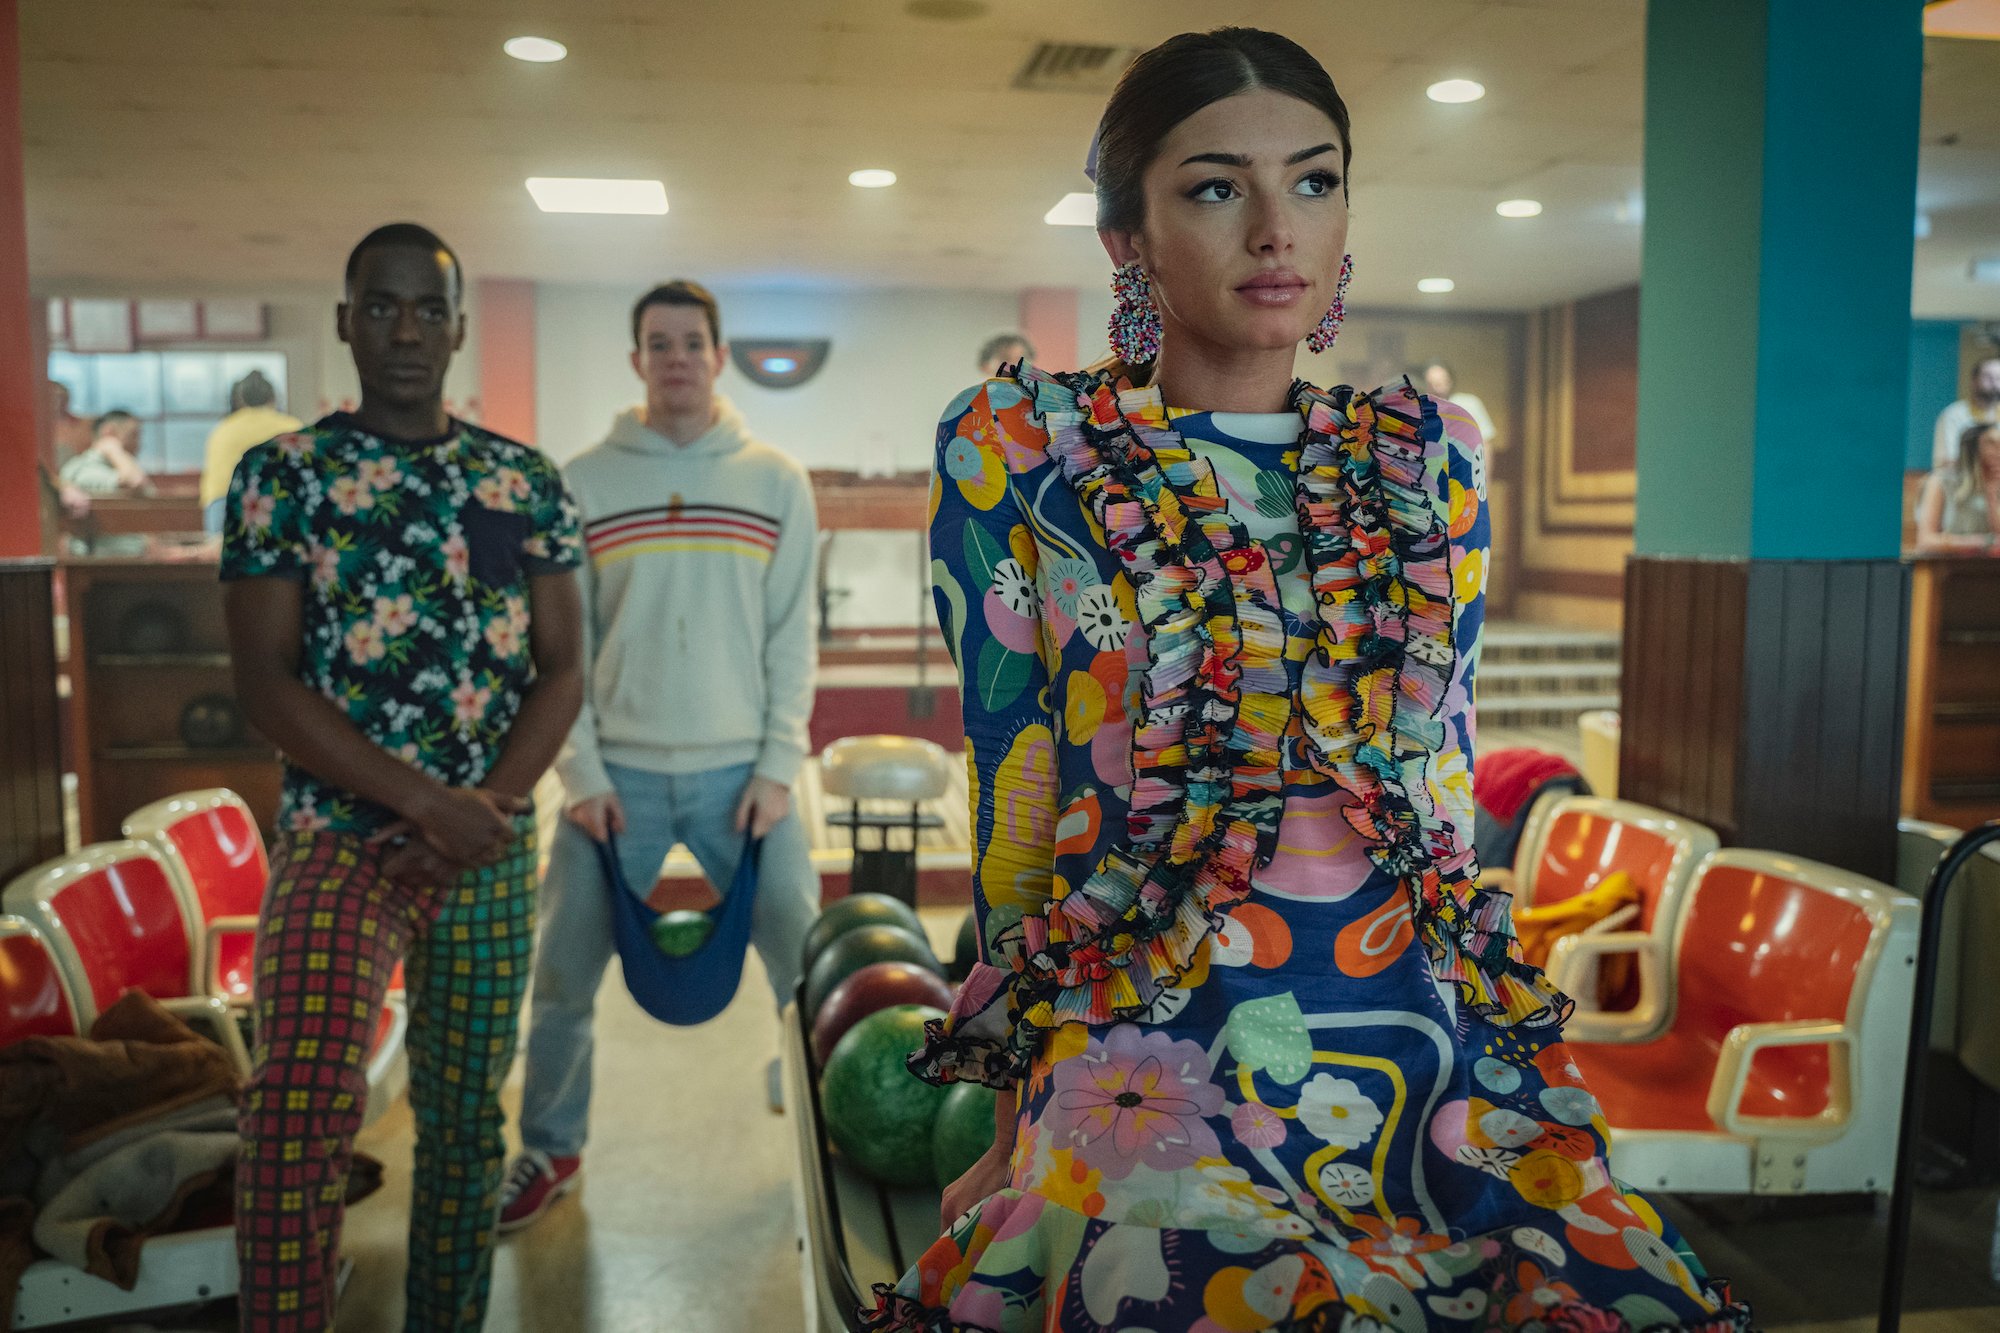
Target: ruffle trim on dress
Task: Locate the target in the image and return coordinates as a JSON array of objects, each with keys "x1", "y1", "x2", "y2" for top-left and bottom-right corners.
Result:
[
  {"x1": 862, "y1": 1279, "x2": 1753, "y2": 1333},
  {"x1": 908, "y1": 367, "x2": 1565, "y2": 1091},
  {"x1": 1291, "y1": 384, "x2": 1571, "y2": 1032},
  {"x1": 860, "y1": 1286, "x2": 997, "y2": 1333}
]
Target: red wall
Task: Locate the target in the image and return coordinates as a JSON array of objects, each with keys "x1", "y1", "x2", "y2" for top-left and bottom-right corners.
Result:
[{"x1": 0, "y1": 0, "x2": 42, "y2": 556}]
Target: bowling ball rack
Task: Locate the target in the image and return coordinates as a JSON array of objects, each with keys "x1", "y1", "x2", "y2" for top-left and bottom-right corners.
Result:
[{"x1": 784, "y1": 982, "x2": 945, "y2": 1333}]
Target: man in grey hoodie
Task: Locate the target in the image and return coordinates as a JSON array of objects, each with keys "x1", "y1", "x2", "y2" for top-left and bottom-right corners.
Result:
[{"x1": 499, "y1": 280, "x2": 822, "y2": 1231}]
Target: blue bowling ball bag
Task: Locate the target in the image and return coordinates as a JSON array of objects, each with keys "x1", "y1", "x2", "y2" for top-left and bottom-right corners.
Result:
[{"x1": 594, "y1": 831, "x2": 761, "y2": 1026}]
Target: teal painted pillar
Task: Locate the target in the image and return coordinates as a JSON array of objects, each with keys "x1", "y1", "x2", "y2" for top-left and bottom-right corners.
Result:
[{"x1": 1634, "y1": 0, "x2": 1923, "y2": 560}]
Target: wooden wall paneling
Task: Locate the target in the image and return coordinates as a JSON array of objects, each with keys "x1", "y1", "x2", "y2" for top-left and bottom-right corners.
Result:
[
  {"x1": 1857, "y1": 563, "x2": 1911, "y2": 853},
  {"x1": 0, "y1": 560, "x2": 64, "y2": 884},
  {"x1": 1626, "y1": 555, "x2": 1898, "y2": 878},
  {"x1": 1737, "y1": 560, "x2": 1903, "y2": 883},
  {"x1": 1816, "y1": 564, "x2": 1871, "y2": 869},
  {"x1": 1681, "y1": 561, "x2": 1721, "y2": 829},
  {"x1": 1733, "y1": 561, "x2": 1785, "y2": 857},
  {"x1": 1703, "y1": 562, "x2": 1746, "y2": 839},
  {"x1": 1664, "y1": 560, "x2": 1703, "y2": 818},
  {"x1": 1616, "y1": 557, "x2": 1651, "y2": 797}
]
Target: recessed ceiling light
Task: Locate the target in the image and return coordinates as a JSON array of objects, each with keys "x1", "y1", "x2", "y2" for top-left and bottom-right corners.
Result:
[
  {"x1": 504, "y1": 36, "x2": 567, "y2": 63},
  {"x1": 1496, "y1": 198, "x2": 1542, "y2": 218},
  {"x1": 848, "y1": 168, "x2": 898, "y2": 189},
  {"x1": 1971, "y1": 257, "x2": 2000, "y2": 284},
  {"x1": 1418, "y1": 277, "x2": 1456, "y2": 294},
  {"x1": 1426, "y1": 79, "x2": 1486, "y2": 104},
  {"x1": 1044, "y1": 192, "x2": 1096, "y2": 226},
  {"x1": 525, "y1": 177, "x2": 667, "y2": 215}
]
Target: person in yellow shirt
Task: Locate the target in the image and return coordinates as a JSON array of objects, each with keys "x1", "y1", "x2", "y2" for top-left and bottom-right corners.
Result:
[{"x1": 200, "y1": 371, "x2": 301, "y2": 533}]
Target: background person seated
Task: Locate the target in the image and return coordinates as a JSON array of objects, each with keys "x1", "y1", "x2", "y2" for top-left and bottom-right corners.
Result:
[
  {"x1": 58, "y1": 409, "x2": 151, "y2": 498},
  {"x1": 1914, "y1": 422, "x2": 2000, "y2": 555}
]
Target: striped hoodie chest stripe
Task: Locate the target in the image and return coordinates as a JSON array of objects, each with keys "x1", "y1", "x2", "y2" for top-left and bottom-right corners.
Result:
[{"x1": 584, "y1": 503, "x2": 781, "y2": 565}]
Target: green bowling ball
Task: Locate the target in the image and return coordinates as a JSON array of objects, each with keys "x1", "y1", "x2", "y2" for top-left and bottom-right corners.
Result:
[
  {"x1": 802, "y1": 893, "x2": 926, "y2": 975},
  {"x1": 931, "y1": 1081, "x2": 999, "y2": 1188},
  {"x1": 821, "y1": 1004, "x2": 949, "y2": 1187},
  {"x1": 650, "y1": 909, "x2": 713, "y2": 958},
  {"x1": 802, "y1": 924, "x2": 939, "y2": 1019}
]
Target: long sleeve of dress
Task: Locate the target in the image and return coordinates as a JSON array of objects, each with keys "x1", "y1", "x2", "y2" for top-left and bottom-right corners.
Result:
[{"x1": 919, "y1": 382, "x2": 1062, "y2": 1088}]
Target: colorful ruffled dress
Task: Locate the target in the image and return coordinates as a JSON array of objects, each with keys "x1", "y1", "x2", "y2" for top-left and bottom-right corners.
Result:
[{"x1": 865, "y1": 365, "x2": 1750, "y2": 1332}]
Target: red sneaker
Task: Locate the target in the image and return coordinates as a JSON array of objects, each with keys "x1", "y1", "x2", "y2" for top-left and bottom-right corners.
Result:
[{"x1": 497, "y1": 1150, "x2": 580, "y2": 1233}]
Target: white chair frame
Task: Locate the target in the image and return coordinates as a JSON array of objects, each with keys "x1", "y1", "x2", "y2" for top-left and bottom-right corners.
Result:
[
  {"x1": 1571, "y1": 848, "x2": 1917, "y2": 1195},
  {"x1": 1520, "y1": 796, "x2": 1719, "y2": 1041}
]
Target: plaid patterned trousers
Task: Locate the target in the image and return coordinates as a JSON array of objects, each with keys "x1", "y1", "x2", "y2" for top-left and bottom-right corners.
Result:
[{"x1": 235, "y1": 827, "x2": 536, "y2": 1330}]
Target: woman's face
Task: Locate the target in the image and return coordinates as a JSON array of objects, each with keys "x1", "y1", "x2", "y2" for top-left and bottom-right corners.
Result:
[{"x1": 1105, "y1": 89, "x2": 1349, "y2": 360}]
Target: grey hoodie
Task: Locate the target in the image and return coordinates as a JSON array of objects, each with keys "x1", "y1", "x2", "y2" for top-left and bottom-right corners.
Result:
[{"x1": 553, "y1": 396, "x2": 818, "y2": 801}]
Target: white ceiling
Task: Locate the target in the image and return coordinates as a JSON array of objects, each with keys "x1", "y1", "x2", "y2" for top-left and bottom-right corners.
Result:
[{"x1": 15, "y1": 0, "x2": 2000, "y2": 317}]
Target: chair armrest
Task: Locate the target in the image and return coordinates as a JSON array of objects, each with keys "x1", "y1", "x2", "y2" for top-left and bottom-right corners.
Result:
[
  {"x1": 1549, "y1": 932, "x2": 1668, "y2": 1041},
  {"x1": 158, "y1": 994, "x2": 252, "y2": 1077},
  {"x1": 202, "y1": 915, "x2": 260, "y2": 1002},
  {"x1": 1704, "y1": 1020, "x2": 1854, "y2": 1143}
]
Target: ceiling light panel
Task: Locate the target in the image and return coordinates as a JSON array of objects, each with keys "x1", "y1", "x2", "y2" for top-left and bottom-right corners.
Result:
[
  {"x1": 1044, "y1": 192, "x2": 1096, "y2": 226},
  {"x1": 526, "y1": 177, "x2": 668, "y2": 215}
]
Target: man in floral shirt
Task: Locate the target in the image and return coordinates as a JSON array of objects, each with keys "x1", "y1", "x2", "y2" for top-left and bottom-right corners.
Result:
[{"x1": 220, "y1": 223, "x2": 584, "y2": 1331}]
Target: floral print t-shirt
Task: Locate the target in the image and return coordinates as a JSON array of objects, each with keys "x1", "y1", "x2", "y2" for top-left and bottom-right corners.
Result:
[{"x1": 220, "y1": 414, "x2": 582, "y2": 836}]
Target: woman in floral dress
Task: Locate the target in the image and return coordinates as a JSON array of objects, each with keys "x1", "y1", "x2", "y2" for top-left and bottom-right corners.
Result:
[{"x1": 865, "y1": 27, "x2": 1750, "y2": 1333}]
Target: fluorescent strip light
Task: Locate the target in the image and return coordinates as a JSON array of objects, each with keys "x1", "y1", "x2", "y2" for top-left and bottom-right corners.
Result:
[
  {"x1": 1044, "y1": 192, "x2": 1096, "y2": 226},
  {"x1": 848, "y1": 168, "x2": 897, "y2": 188},
  {"x1": 1418, "y1": 277, "x2": 1456, "y2": 294},
  {"x1": 1971, "y1": 257, "x2": 2000, "y2": 284},
  {"x1": 526, "y1": 177, "x2": 668, "y2": 215},
  {"x1": 504, "y1": 36, "x2": 567, "y2": 63},
  {"x1": 1496, "y1": 198, "x2": 1542, "y2": 218}
]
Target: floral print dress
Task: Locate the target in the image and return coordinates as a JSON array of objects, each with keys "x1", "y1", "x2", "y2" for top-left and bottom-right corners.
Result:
[{"x1": 865, "y1": 367, "x2": 1748, "y2": 1333}]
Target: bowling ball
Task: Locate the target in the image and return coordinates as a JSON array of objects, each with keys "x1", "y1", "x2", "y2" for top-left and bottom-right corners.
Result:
[
  {"x1": 178, "y1": 693, "x2": 245, "y2": 749},
  {"x1": 803, "y1": 924, "x2": 939, "y2": 1020},
  {"x1": 649, "y1": 909, "x2": 713, "y2": 958},
  {"x1": 117, "y1": 600, "x2": 188, "y2": 656},
  {"x1": 812, "y1": 961, "x2": 955, "y2": 1065},
  {"x1": 801, "y1": 893, "x2": 925, "y2": 974},
  {"x1": 820, "y1": 1004, "x2": 948, "y2": 1187},
  {"x1": 946, "y1": 909, "x2": 979, "y2": 982},
  {"x1": 931, "y1": 1082, "x2": 999, "y2": 1188}
]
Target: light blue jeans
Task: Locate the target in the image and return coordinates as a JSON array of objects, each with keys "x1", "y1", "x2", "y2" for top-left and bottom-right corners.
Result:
[{"x1": 518, "y1": 760, "x2": 820, "y2": 1158}]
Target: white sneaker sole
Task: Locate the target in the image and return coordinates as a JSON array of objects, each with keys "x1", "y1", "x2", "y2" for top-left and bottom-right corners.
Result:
[{"x1": 496, "y1": 1170, "x2": 582, "y2": 1235}]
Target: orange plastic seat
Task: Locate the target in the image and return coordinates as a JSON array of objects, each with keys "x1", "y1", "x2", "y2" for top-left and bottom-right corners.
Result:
[
  {"x1": 124, "y1": 789, "x2": 270, "y2": 1004},
  {"x1": 0, "y1": 915, "x2": 82, "y2": 1046},
  {"x1": 1565, "y1": 849, "x2": 1916, "y2": 1194},
  {"x1": 1511, "y1": 797, "x2": 1717, "y2": 1035},
  {"x1": 3, "y1": 841, "x2": 199, "y2": 1025}
]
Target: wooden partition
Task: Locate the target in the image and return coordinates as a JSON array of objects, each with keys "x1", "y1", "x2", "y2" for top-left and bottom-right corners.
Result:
[
  {"x1": 63, "y1": 557, "x2": 279, "y2": 842},
  {"x1": 0, "y1": 558, "x2": 63, "y2": 883},
  {"x1": 1621, "y1": 555, "x2": 1908, "y2": 882},
  {"x1": 1903, "y1": 557, "x2": 2000, "y2": 828}
]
